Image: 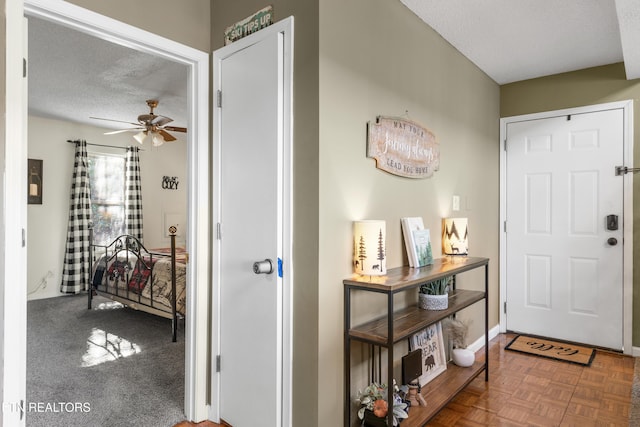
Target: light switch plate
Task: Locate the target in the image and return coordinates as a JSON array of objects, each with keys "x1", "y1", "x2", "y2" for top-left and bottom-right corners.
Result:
[{"x1": 452, "y1": 195, "x2": 460, "y2": 211}]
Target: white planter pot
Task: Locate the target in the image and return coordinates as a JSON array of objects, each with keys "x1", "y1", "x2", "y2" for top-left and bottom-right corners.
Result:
[
  {"x1": 418, "y1": 293, "x2": 448, "y2": 310},
  {"x1": 452, "y1": 348, "x2": 475, "y2": 367}
]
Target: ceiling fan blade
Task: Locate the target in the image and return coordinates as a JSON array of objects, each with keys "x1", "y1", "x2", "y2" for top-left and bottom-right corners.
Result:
[
  {"x1": 138, "y1": 114, "x2": 154, "y2": 124},
  {"x1": 158, "y1": 129, "x2": 177, "y2": 142},
  {"x1": 103, "y1": 128, "x2": 143, "y2": 135},
  {"x1": 151, "y1": 115, "x2": 173, "y2": 126},
  {"x1": 163, "y1": 126, "x2": 187, "y2": 133},
  {"x1": 90, "y1": 116, "x2": 141, "y2": 127}
]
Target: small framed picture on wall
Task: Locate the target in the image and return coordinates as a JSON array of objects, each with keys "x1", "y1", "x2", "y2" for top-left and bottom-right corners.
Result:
[{"x1": 28, "y1": 158, "x2": 43, "y2": 205}]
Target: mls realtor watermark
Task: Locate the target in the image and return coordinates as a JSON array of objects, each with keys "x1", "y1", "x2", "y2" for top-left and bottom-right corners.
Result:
[{"x1": 3, "y1": 401, "x2": 91, "y2": 413}]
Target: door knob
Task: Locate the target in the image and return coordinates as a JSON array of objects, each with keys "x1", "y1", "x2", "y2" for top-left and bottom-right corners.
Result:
[
  {"x1": 607, "y1": 237, "x2": 618, "y2": 246},
  {"x1": 253, "y1": 259, "x2": 273, "y2": 274}
]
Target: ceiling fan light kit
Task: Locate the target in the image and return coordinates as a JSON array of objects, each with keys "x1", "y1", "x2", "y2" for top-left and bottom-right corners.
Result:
[
  {"x1": 91, "y1": 99, "x2": 186, "y2": 146},
  {"x1": 151, "y1": 133, "x2": 165, "y2": 147},
  {"x1": 133, "y1": 131, "x2": 147, "y2": 144}
]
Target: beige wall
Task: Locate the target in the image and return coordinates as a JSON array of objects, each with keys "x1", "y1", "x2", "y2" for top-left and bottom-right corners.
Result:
[
  {"x1": 67, "y1": 0, "x2": 210, "y2": 52},
  {"x1": 319, "y1": 0, "x2": 500, "y2": 425},
  {"x1": 211, "y1": 2, "x2": 320, "y2": 426},
  {"x1": 500, "y1": 63, "x2": 640, "y2": 346},
  {"x1": 26, "y1": 116, "x2": 188, "y2": 301}
]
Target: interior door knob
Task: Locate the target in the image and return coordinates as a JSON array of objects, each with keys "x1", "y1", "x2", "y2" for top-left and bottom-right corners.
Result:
[
  {"x1": 607, "y1": 237, "x2": 618, "y2": 246},
  {"x1": 253, "y1": 259, "x2": 273, "y2": 274}
]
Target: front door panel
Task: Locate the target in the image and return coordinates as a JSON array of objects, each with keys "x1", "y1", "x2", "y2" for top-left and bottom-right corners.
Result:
[{"x1": 506, "y1": 109, "x2": 624, "y2": 349}]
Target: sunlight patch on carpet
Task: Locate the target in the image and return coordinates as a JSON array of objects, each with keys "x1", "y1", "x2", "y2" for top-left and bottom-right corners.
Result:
[
  {"x1": 81, "y1": 328, "x2": 141, "y2": 367},
  {"x1": 94, "y1": 301, "x2": 124, "y2": 311}
]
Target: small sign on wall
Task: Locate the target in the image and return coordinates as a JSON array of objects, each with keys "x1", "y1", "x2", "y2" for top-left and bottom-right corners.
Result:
[
  {"x1": 224, "y1": 6, "x2": 274, "y2": 45},
  {"x1": 162, "y1": 176, "x2": 179, "y2": 190},
  {"x1": 28, "y1": 158, "x2": 43, "y2": 204},
  {"x1": 367, "y1": 116, "x2": 440, "y2": 179}
]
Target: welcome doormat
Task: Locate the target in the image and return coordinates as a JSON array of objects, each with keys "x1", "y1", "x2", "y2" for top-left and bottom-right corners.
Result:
[{"x1": 505, "y1": 335, "x2": 596, "y2": 366}]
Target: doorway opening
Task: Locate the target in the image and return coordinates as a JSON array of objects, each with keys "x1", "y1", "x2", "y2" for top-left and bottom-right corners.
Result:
[{"x1": 20, "y1": 0, "x2": 210, "y2": 422}]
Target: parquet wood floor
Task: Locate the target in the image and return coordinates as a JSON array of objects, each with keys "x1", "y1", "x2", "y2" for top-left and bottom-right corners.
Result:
[
  {"x1": 174, "y1": 333, "x2": 634, "y2": 427},
  {"x1": 427, "y1": 333, "x2": 633, "y2": 426}
]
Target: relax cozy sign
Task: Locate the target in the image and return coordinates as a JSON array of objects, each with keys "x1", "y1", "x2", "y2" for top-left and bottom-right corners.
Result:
[{"x1": 367, "y1": 116, "x2": 440, "y2": 179}]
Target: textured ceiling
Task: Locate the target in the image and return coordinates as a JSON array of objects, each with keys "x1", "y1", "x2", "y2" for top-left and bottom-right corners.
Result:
[
  {"x1": 27, "y1": 1, "x2": 640, "y2": 130},
  {"x1": 400, "y1": 0, "x2": 639, "y2": 84},
  {"x1": 28, "y1": 16, "x2": 188, "y2": 133}
]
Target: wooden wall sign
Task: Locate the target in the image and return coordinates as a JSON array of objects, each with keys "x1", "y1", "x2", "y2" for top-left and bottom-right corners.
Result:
[
  {"x1": 367, "y1": 116, "x2": 440, "y2": 179},
  {"x1": 224, "y1": 6, "x2": 274, "y2": 45}
]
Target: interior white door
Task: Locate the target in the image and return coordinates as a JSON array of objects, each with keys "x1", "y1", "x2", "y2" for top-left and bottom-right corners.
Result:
[
  {"x1": 505, "y1": 109, "x2": 624, "y2": 350},
  {"x1": 217, "y1": 32, "x2": 284, "y2": 426}
]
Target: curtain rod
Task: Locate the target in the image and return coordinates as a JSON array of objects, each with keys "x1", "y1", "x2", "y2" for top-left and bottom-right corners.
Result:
[{"x1": 66, "y1": 140, "x2": 144, "y2": 151}]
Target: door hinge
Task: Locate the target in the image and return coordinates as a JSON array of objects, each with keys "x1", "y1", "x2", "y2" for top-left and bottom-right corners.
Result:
[
  {"x1": 503, "y1": 221, "x2": 507, "y2": 233},
  {"x1": 503, "y1": 139, "x2": 507, "y2": 151},
  {"x1": 23, "y1": 58, "x2": 27, "y2": 78},
  {"x1": 216, "y1": 90, "x2": 222, "y2": 108},
  {"x1": 216, "y1": 222, "x2": 222, "y2": 240},
  {"x1": 216, "y1": 355, "x2": 221, "y2": 372},
  {"x1": 22, "y1": 228, "x2": 25, "y2": 247},
  {"x1": 504, "y1": 301, "x2": 507, "y2": 314}
]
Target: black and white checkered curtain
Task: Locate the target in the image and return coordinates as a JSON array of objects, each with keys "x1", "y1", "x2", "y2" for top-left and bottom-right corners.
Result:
[
  {"x1": 60, "y1": 140, "x2": 92, "y2": 294},
  {"x1": 125, "y1": 146, "x2": 144, "y2": 241}
]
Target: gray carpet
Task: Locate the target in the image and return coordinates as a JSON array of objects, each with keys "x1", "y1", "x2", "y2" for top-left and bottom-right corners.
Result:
[{"x1": 27, "y1": 294, "x2": 185, "y2": 427}]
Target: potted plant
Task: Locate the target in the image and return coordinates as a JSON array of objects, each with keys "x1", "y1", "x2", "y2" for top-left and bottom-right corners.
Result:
[
  {"x1": 355, "y1": 382, "x2": 409, "y2": 426},
  {"x1": 418, "y1": 276, "x2": 451, "y2": 310},
  {"x1": 445, "y1": 318, "x2": 475, "y2": 367}
]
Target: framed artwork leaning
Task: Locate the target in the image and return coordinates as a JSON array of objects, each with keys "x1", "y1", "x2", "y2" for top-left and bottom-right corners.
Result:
[{"x1": 409, "y1": 321, "x2": 447, "y2": 386}]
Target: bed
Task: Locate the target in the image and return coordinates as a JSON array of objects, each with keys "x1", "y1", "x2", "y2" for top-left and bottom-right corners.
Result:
[{"x1": 88, "y1": 226, "x2": 186, "y2": 342}]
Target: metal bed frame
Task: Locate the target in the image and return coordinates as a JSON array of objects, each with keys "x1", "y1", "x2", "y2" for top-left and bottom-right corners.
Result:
[{"x1": 88, "y1": 226, "x2": 180, "y2": 342}]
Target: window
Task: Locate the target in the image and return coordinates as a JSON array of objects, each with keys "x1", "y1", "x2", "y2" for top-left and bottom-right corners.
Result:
[{"x1": 88, "y1": 153, "x2": 126, "y2": 245}]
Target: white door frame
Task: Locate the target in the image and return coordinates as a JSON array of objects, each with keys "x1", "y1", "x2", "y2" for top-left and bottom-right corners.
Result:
[
  {"x1": 499, "y1": 100, "x2": 634, "y2": 355},
  {"x1": 3, "y1": 0, "x2": 28, "y2": 424},
  {"x1": 15, "y1": 0, "x2": 211, "y2": 421},
  {"x1": 211, "y1": 17, "x2": 294, "y2": 425}
]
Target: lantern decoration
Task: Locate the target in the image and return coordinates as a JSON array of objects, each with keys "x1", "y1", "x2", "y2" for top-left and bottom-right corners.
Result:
[
  {"x1": 442, "y1": 218, "x2": 468, "y2": 255},
  {"x1": 353, "y1": 220, "x2": 386, "y2": 275}
]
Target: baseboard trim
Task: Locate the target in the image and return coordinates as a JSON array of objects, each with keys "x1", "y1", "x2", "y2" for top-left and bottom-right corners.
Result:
[
  {"x1": 632, "y1": 347, "x2": 640, "y2": 357},
  {"x1": 467, "y1": 324, "x2": 501, "y2": 353}
]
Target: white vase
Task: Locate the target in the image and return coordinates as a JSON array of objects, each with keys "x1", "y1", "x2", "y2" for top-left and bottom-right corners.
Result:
[
  {"x1": 418, "y1": 293, "x2": 448, "y2": 310},
  {"x1": 452, "y1": 348, "x2": 475, "y2": 367}
]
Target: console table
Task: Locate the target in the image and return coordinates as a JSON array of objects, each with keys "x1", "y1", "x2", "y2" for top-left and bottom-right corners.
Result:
[{"x1": 344, "y1": 257, "x2": 489, "y2": 426}]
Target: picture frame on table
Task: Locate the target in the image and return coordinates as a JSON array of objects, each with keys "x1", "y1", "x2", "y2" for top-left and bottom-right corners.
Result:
[
  {"x1": 412, "y1": 228, "x2": 434, "y2": 267},
  {"x1": 409, "y1": 321, "x2": 447, "y2": 386}
]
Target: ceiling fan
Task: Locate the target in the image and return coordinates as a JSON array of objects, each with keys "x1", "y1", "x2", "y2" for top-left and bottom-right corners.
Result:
[{"x1": 90, "y1": 99, "x2": 187, "y2": 146}]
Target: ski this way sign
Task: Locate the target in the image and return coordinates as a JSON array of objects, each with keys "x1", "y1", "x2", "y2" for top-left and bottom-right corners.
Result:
[{"x1": 367, "y1": 116, "x2": 440, "y2": 179}]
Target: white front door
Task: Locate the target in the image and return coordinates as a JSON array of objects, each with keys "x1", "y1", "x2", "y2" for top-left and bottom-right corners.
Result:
[
  {"x1": 505, "y1": 108, "x2": 625, "y2": 350},
  {"x1": 212, "y1": 19, "x2": 293, "y2": 427}
]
